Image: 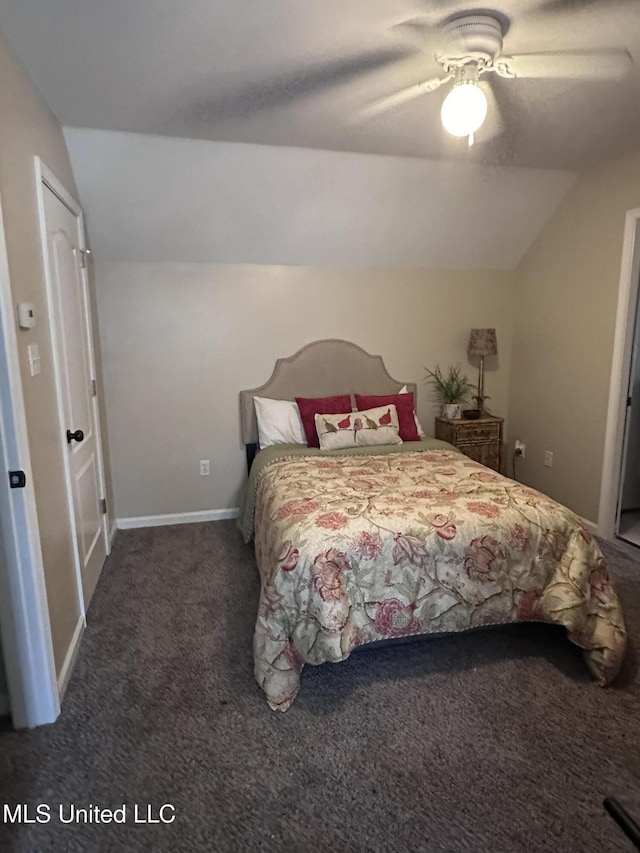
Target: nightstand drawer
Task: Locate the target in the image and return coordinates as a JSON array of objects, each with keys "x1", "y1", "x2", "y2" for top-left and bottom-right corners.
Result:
[
  {"x1": 455, "y1": 422, "x2": 501, "y2": 444},
  {"x1": 434, "y1": 415, "x2": 504, "y2": 473}
]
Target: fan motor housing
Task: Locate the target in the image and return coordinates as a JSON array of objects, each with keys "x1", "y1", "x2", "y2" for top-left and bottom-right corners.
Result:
[{"x1": 436, "y1": 14, "x2": 504, "y2": 69}]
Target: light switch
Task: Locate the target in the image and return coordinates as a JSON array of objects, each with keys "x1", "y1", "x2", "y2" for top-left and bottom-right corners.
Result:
[
  {"x1": 17, "y1": 302, "x2": 36, "y2": 329},
  {"x1": 27, "y1": 343, "x2": 41, "y2": 376}
]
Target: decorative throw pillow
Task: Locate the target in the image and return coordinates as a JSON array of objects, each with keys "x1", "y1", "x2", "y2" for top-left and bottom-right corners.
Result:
[
  {"x1": 399, "y1": 385, "x2": 426, "y2": 438},
  {"x1": 355, "y1": 392, "x2": 420, "y2": 442},
  {"x1": 254, "y1": 396, "x2": 306, "y2": 449},
  {"x1": 315, "y1": 405, "x2": 402, "y2": 450},
  {"x1": 296, "y1": 395, "x2": 352, "y2": 448}
]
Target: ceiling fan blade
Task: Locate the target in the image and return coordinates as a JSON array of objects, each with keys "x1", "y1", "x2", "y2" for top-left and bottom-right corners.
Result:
[
  {"x1": 532, "y1": 0, "x2": 630, "y2": 13},
  {"x1": 357, "y1": 73, "x2": 453, "y2": 122},
  {"x1": 518, "y1": 0, "x2": 637, "y2": 45},
  {"x1": 496, "y1": 49, "x2": 632, "y2": 80},
  {"x1": 391, "y1": 18, "x2": 434, "y2": 46},
  {"x1": 187, "y1": 47, "x2": 414, "y2": 122}
]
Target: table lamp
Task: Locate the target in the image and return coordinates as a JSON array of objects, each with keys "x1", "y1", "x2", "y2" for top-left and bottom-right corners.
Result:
[{"x1": 467, "y1": 328, "x2": 497, "y2": 413}]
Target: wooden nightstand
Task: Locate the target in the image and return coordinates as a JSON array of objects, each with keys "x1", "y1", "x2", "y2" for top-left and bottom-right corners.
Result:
[{"x1": 435, "y1": 415, "x2": 504, "y2": 473}]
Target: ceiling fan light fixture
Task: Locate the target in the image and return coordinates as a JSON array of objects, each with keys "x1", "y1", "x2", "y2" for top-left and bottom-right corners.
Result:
[{"x1": 440, "y1": 80, "x2": 488, "y2": 138}]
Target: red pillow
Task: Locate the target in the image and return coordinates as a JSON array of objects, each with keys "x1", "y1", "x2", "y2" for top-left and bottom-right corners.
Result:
[
  {"x1": 296, "y1": 395, "x2": 352, "y2": 448},
  {"x1": 354, "y1": 392, "x2": 420, "y2": 442}
]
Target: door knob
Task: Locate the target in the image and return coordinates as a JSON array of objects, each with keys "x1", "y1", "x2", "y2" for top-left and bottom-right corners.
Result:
[{"x1": 66, "y1": 429, "x2": 84, "y2": 444}]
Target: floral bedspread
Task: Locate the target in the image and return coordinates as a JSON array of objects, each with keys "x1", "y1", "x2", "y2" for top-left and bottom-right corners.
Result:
[{"x1": 241, "y1": 444, "x2": 626, "y2": 711}]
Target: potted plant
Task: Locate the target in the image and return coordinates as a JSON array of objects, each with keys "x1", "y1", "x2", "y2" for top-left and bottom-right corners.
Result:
[{"x1": 424, "y1": 364, "x2": 472, "y2": 420}]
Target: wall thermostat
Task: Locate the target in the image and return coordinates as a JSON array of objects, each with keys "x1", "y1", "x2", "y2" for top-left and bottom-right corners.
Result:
[{"x1": 17, "y1": 302, "x2": 36, "y2": 329}]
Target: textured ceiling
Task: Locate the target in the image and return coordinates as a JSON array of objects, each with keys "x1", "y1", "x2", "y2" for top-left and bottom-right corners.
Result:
[{"x1": 1, "y1": 0, "x2": 640, "y2": 169}]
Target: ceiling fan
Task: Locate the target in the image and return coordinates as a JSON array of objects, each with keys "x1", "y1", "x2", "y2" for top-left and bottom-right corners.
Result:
[{"x1": 358, "y1": 11, "x2": 633, "y2": 146}]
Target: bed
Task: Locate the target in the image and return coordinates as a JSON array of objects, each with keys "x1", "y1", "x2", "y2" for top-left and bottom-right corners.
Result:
[{"x1": 238, "y1": 339, "x2": 627, "y2": 711}]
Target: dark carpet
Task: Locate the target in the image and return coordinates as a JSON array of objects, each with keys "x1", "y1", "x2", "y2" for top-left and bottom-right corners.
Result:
[{"x1": 2, "y1": 522, "x2": 640, "y2": 852}]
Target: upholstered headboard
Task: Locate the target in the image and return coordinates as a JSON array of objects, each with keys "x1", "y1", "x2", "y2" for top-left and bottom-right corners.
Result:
[{"x1": 240, "y1": 339, "x2": 417, "y2": 450}]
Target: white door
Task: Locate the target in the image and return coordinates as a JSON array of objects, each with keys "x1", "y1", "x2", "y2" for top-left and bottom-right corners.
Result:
[{"x1": 40, "y1": 174, "x2": 108, "y2": 608}]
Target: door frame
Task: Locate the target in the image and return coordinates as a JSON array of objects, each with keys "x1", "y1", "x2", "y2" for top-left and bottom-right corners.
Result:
[
  {"x1": 34, "y1": 158, "x2": 111, "y2": 617},
  {"x1": 0, "y1": 191, "x2": 60, "y2": 728},
  {"x1": 598, "y1": 208, "x2": 640, "y2": 539}
]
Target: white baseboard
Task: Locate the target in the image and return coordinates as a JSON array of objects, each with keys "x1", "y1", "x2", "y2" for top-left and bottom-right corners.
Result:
[
  {"x1": 109, "y1": 519, "x2": 118, "y2": 547},
  {"x1": 116, "y1": 508, "x2": 238, "y2": 530},
  {"x1": 578, "y1": 516, "x2": 598, "y2": 535},
  {"x1": 57, "y1": 614, "x2": 85, "y2": 700}
]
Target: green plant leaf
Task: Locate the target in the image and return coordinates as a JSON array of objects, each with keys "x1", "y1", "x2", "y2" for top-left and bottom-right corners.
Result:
[{"x1": 424, "y1": 363, "x2": 472, "y2": 404}]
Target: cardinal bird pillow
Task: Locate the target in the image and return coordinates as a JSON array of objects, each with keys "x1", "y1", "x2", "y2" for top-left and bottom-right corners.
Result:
[{"x1": 314, "y1": 405, "x2": 402, "y2": 450}]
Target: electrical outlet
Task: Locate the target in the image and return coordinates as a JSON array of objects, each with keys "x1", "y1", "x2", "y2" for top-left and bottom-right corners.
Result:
[
  {"x1": 200, "y1": 459, "x2": 210, "y2": 476},
  {"x1": 544, "y1": 451, "x2": 553, "y2": 468},
  {"x1": 515, "y1": 440, "x2": 525, "y2": 459},
  {"x1": 27, "y1": 343, "x2": 41, "y2": 377}
]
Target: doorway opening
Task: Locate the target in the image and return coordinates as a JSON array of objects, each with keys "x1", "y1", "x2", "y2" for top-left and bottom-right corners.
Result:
[
  {"x1": 617, "y1": 258, "x2": 640, "y2": 546},
  {"x1": 599, "y1": 209, "x2": 640, "y2": 545}
]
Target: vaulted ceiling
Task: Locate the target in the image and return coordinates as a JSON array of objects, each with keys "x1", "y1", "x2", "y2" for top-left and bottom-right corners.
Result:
[{"x1": 1, "y1": 0, "x2": 639, "y2": 169}]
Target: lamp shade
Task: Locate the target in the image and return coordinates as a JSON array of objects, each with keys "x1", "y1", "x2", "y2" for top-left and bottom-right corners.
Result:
[{"x1": 468, "y1": 328, "x2": 498, "y2": 358}]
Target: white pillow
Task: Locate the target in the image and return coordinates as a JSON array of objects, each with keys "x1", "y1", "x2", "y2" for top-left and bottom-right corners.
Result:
[
  {"x1": 315, "y1": 405, "x2": 402, "y2": 451},
  {"x1": 399, "y1": 385, "x2": 426, "y2": 438},
  {"x1": 254, "y1": 397, "x2": 306, "y2": 449}
]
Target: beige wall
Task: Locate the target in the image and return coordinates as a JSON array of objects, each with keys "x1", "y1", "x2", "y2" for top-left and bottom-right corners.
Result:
[
  {"x1": 96, "y1": 262, "x2": 515, "y2": 519},
  {"x1": 66, "y1": 126, "x2": 575, "y2": 527},
  {"x1": 0, "y1": 29, "x2": 110, "y2": 677},
  {"x1": 65, "y1": 127, "x2": 574, "y2": 270},
  {"x1": 509, "y1": 146, "x2": 640, "y2": 523}
]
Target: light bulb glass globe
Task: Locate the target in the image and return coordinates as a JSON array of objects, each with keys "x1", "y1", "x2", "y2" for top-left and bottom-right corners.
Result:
[{"x1": 441, "y1": 82, "x2": 488, "y2": 138}]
